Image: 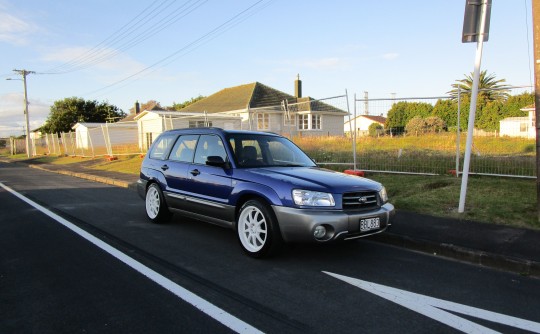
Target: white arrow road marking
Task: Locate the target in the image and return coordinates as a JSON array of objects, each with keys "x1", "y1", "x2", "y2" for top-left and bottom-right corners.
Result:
[{"x1": 324, "y1": 271, "x2": 540, "y2": 334}]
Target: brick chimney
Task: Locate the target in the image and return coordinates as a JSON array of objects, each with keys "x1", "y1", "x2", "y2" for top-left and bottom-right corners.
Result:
[
  {"x1": 135, "y1": 100, "x2": 140, "y2": 114},
  {"x1": 294, "y1": 74, "x2": 302, "y2": 98}
]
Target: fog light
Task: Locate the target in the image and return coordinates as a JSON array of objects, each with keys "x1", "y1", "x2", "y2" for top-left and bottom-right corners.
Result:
[{"x1": 314, "y1": 226, "x2": 327, "y2": 239}]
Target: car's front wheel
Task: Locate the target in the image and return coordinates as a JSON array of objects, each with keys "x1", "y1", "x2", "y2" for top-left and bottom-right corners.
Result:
[
  {"x1": 237, "y1": 200, "x2": 282, "y2": 258},
  {"x1": 145, "y1": 183, "x2": 172, "y2": 224}
]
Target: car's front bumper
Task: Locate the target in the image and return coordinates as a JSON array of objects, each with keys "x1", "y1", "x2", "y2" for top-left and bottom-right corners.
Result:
[{"x1": 272, "y1": 203, "x2": 395, "y2": 243}]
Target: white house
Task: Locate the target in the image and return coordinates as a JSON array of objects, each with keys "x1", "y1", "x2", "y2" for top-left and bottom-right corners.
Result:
[
  {"x1": 134, "y1": 110, "x2": 242, "y2": 150},
  {"x1": 178, "y1": 79, "x2": 348, "y2": 137},
  {"x1": 499, "y1": 105, "x2": 535, "y2": 139},
  {"x1": 344, "y1": 115, "x2": 386, "y2": 136}
]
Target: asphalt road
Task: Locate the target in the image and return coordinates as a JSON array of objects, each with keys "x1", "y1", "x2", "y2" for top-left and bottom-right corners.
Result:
[{"x1": 1, "y1": 162, "x2": 540, "y2": 334}]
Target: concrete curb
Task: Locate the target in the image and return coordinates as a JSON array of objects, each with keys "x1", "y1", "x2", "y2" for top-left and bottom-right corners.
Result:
[
  {"x1": 369, "y1": 233, "x2": 540, "y2": 278},
  {"x1": 28, "y1": 164, "x2": 135, "y2": 189}
]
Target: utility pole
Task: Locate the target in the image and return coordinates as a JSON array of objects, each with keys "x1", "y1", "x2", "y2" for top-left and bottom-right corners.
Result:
[
  {"x1": 13, "y1": 69, "x2": 35, "y2": 158},
  {"x1": 533, "y1": 1, "x2": 540, "y2": 222}
]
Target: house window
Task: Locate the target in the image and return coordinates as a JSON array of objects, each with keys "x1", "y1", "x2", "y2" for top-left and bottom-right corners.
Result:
[
  {"x1": 284, "y1": 112, "x2": 296, "y2": 126},
  {"x1": 312, "y1": 115, "x2": 321, "y2": 130},
  {"x1": 298, "y1": 114, "x2": 321, "y2": 130},
  {"x1": 257, "y1": 114, "x2": 269, "y2": 130},
  {"x1": 298, "y1": 114, "x2": 309, "y2": 130},
  {"x1": 146, "y1": 133, "x2": 153, "y2": 150},
  {"x1": 189, "y1": 120, "x2": 212, "y2": 128},
  {"x1": 520, "y1": 123, "x2": 527, "y2": 132}
]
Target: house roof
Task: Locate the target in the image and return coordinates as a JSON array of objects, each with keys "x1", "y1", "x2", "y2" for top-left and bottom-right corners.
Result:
[
  {"x1": 345, "y1": 115, "x2": 386, "y2": 125},
  {"x1": 121, "y1": 104, "x2": 166, "y2": 122},
  {"x1": 133, "y1": 110, "x2": 241, "y2": 121},
  {"x1": 179, "y1": 82, "x2": 346, "y2": 114}
]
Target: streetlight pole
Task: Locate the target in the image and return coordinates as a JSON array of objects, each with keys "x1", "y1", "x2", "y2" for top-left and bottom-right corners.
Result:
[{"x1": 11, "y1": 69, "x2": 35, "y2": 158}]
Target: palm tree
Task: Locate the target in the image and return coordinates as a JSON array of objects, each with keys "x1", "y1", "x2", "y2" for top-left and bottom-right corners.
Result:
[{"x1": 447, "y1": 70, "x2": 510, "y2": 101}]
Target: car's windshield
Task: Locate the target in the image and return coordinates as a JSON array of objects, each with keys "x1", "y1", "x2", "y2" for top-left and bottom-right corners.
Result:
[{"x1": 228, "y1": 133, "x2": 316, "y2": 168}]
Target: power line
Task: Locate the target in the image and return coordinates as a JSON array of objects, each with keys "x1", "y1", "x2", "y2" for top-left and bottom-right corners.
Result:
[
  {"x1": 86, "y1": 0, "x2": 274, "y2": 98},
  {"x1": 41, "y1": 0, "x2": 168, "y2": 74},
  {"x1": 39, "y1": 0, "x2": 206, "y2": 75}
]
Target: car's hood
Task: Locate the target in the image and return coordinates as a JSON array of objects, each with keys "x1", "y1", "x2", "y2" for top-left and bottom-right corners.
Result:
[{"x1": 238, "y1": 167, "x2": 382, "y2": 193}]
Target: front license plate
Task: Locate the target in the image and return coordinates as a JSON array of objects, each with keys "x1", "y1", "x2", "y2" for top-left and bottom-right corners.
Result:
[{"x1": 360, "y1": 217, "x2": 380, "y2": 232}]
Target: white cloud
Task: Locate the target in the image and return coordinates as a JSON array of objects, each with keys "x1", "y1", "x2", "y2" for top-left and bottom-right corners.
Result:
[
  {"x1": 0, "y1": 7, "x2": 36, "y2": 45},
  {"x1": 382, "y1": 53, "x2": 399, "y2": 60},
  {"x1": 39, "y1": 46, "x2": 169, "y2": 88},
  {"x1": 0, "y1": 92, "x2": 50, "y2": 137}
]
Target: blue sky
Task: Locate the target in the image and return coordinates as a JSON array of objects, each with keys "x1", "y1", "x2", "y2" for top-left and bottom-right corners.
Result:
[{"x1": 0, "y1": 0, "x2": 534, "y2": 137}]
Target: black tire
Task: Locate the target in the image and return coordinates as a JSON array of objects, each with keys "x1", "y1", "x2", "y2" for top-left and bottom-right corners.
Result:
[
  {"x1": 236, "y1": 200, "x2": 283, "y2": 258},
  {"x1": 145, "y1": 183, "x2": 172, "y2": 224}
]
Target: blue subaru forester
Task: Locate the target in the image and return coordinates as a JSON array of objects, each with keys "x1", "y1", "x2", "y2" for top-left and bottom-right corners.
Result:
[{"x1": 138, "y1": 128, "x2": 394, "y2": 258}]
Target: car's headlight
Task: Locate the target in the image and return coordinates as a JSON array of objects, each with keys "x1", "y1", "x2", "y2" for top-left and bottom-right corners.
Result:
[
  {"x1": 292, "y1": 189, "x2": 335, "y2": 207},
  {"x1": 379, "y1": 186, "x2": 388, "y2": 203}
]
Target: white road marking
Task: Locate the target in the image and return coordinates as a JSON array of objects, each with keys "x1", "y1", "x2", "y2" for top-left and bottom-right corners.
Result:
[
  {"x1": 324, "y1": 271, "x2": 540, "y2": 334},
  {"x1": 0, "y1": 182, "x2": 263, "y2": 334}
]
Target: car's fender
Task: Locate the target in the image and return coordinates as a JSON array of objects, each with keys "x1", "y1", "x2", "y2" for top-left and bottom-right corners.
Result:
[
  {"x1": 230, "y1": 181, "x2": 283, "y2": 207},
  {"x1": 142, "y1": 167, "x2": 167, "y2": 190}
]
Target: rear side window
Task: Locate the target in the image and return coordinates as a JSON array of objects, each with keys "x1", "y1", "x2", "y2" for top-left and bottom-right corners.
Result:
[
  {"x1": 193, "y1": 135, "x2": 227, "y2": 165},
  {"x1": 169, "y1": 135, "x2": 199, "y2": 163},
  {"x1": 149, "y1": 135, "x2": 176, "y2": 160}
]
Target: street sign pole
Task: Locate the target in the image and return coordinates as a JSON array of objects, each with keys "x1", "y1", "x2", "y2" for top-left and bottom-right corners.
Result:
[{"x1": 458, "y1": 0, "x2": 491, "y2": 213}]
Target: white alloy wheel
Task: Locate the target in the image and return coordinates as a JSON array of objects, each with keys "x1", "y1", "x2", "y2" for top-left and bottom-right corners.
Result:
[
  {"x1": 146, "y1": 185, "x2": 160, "y2": 219},
  {"x1": 145, "y1": 183, "x2": 171, "y2": 223},
  {"x1": 238, "y1": 204, "x2": 268, "y2": 253}
]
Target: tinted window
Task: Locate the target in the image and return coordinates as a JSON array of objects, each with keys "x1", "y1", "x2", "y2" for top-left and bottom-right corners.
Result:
[
  {"x1": 228, "y1": 134, "x2": 316, "y2": 167},
  {"x1": 193, "y1": 135, "x2": 227, "y2": 165},
  {"x1": 149, "y1": 134, "x2": 176, "y2": 160},
  {"x1": 169, "y1": 135, "x2": 198, "y2": 163}
]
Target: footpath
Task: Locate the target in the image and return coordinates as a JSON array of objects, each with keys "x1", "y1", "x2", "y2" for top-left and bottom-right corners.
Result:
[{"x1": 4, "y1": 158, "x2": 539, "y2": 278}]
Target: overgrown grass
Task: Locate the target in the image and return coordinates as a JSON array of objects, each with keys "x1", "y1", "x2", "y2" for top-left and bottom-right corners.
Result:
[{"x1": 294, "y1": 134, "x2": 536, "y2": 177}]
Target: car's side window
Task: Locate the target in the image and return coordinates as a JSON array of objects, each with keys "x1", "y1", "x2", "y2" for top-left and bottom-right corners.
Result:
[
  {"x1": 169, "y1": 135, "x2": 199, "y2": 163},
  {"x1": 193, "y1": 135, "x2": 227, "y2": 165},
  {"x1": 149, "y1": 135, "x2": 176, "y2": 160}
]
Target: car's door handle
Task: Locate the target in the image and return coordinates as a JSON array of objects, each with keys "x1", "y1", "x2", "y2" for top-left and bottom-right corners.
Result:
[
  {"x1": 161, "y1": 164, "x2": 169, "y2": 171},
  {"x1": 190, "y1": 169, "x2": 200, "y2": 176}
]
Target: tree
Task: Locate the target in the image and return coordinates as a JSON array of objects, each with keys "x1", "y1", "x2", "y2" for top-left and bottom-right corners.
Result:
[
  {"x1": 502, "y1": 92, "x2": 534, "y2": 117},
  {"x1": 385, "y1": 101, "x2": 433, "y2": 129},
  {"x1": 432, "y1": 99, "x2": 458, "y2": 128},
  {"x1": 368, "y1": 123, "x2": 384, "y2": 137},
  {"x1": 405, "y1": 116, "x2": 446, "y2": 135},
  {"x1": 41, "y1": 97, "x2": 126, "y2": 133},
  {"x1": 476, "y1": 101, "x2": 504, "y2": 131},
  {"x1": 405, "y1": 116, "x2": 426, "y2": 135},
  {"x1": 448, "y1": 70, "x2": 510, "y2": 102},
  {"x1": 168, "y1": 95, "x2": 206, "y2": 111},
  {"x1": 424, "y1": 116, "x2": 446, "y2": 133}
]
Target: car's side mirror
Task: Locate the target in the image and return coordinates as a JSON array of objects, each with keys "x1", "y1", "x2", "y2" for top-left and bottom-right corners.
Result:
[{"x1": 206, "y1": 156, "x2": 230, "y2": 168}]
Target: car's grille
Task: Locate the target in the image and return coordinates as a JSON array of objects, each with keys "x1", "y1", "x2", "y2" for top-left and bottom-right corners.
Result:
[{"x1": 342, "y1": 191, "x2": 379, "y2": 211}]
